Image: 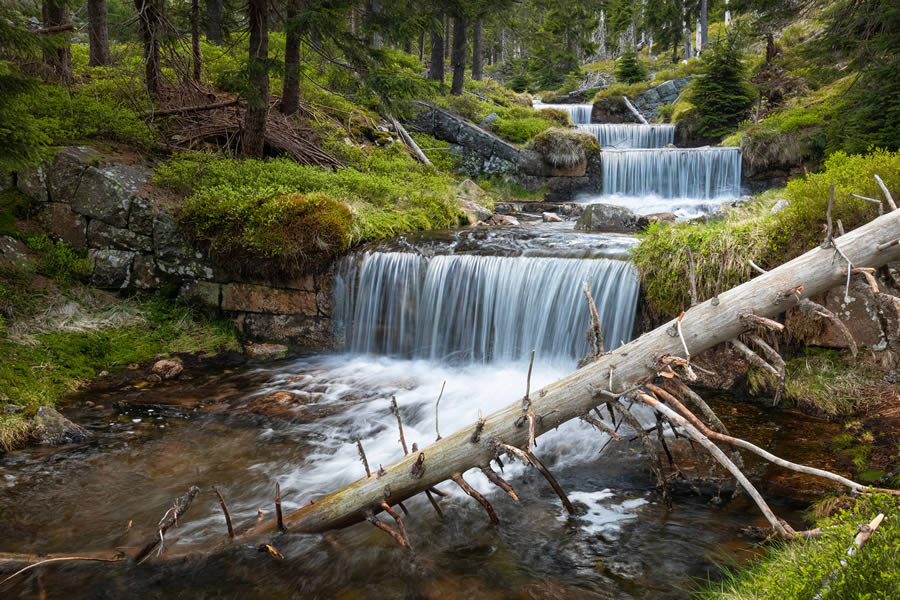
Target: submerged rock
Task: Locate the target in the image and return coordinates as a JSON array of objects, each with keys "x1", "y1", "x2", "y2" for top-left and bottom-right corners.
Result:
[
  {"x1": 574, "y1": 203, "x2": 640, "y2": 233},
  {"x1": 542, "y1": 212, "x2": 562, "y2": 223},
  {"x1": 33, "y1": 406, "x2": 89, "y2": 445}
]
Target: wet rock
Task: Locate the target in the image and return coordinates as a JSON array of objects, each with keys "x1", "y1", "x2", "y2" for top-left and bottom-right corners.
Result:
[
  {"x1": 32, "y1": 406, "x2": 89, "y2": 445},
  {"x1": 152, "y1": 359, "x2": 184, "y2": 380},
  {"x1": 37, "y1": 203, "x2": 87, "y2": 248},
  {"x1": 486, "y1": 214, "x2": 520, "y2": 226},
  {"x1": 517, "y1": 149, "x2": 551, "y2": 177},
  {"x1": 542, "y1": 212, "x2": 562, "y2": 223},
  {"x1": 233, "y1": 313, "x2": 335, "y2": 349},
  {"x1": 245, "y1": 342, "x2": 289, "y2": 360},
  {"x1": 644, "y1": 212, "x2": 676, "y2": 225},
  {"x1": 456, "y1": 180, "x2": 493, "y2": 223},
  {"x1": 145, "y1": 374, "x2": 162, "y2": 383},
  {"x1": 179, "y1": 281, "x2": 221, "y2": 309},
  {"x1": 574, "y1": 203, "x2": 640, "y2": 233},
  {"x1": 89, "y1": 249, "x2": 134, "y2": 289},
  {"x1": 0, "y1": 236, "x2": 30, "y2": 270}
]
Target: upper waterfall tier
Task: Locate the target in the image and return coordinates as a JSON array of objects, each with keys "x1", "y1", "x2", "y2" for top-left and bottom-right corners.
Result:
[
  {"x1": 334, "y1": 252, "x2": 639, "y2": 365},
  {"x1": 533, "y1": 103, "x2": 594, "y2": 125},
  {"x1": 577, "y1": 123, "x2": 675, "y2": 148},
  {"x1": 601, "y1": 147, "x2": 742, "y2": 200}
]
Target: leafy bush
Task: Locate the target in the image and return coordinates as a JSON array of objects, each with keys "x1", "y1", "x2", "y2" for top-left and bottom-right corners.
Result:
[
  {"x1": 614, "y1": 50, "x2": 647, "y2": 84},
  {"x1": 632, "y1": 149, "x2": 900, "y2": 317},
  {"x1": 24, "y1": 235, "x2": 92, "y2": 286}
]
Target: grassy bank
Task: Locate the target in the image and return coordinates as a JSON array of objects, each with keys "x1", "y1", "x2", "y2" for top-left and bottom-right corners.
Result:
[{"x1": 701, "y1": 493, "x2": 900, "y2": 599}]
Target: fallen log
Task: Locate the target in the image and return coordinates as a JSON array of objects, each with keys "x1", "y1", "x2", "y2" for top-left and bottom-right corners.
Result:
[
  {"x1": 143, "y1": 99, "x2": 240, "y2": 118},
  {"x1": 233, "y1": 205, "x2": 900, "y2": 540}
]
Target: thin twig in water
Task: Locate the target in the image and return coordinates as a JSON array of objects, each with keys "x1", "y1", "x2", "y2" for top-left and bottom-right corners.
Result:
[{"x1": 435, "y1": 381, "x2": 446, "y2": 441}]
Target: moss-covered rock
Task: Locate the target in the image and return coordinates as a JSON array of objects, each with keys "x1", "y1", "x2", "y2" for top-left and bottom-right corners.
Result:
[{"x1": 526, "y1": 127, "x2": 599, "y2": 169}]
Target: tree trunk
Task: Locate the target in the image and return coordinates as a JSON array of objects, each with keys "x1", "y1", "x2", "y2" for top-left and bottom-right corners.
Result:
[
  {"x1": 450, "y1": 16, "x2": 466, "y2": 95},
  {"x1": 428, "y1": 13, "x2": 444, "y2": 85},
  {"x1": 242, "y1": 0, "x2": 269, "y2": 158},
  {"x1": 233, "y1": 203, "x2": 900, "y2": 538},
  {"x1": 87, "y1": 0, "x2": 110, "y2": 66},
  {"x1": 472, "y1": 18, "x2": 483, "y2": 81},
  {"x1": 206, "y1": 0, "x2": 224, "y2": 45},
  {"x1": 281, "y1": 0, "x2": 301, "y2": 115},
  {"x1": 191, "y1": 0, "x2": 201, "y2": 81},
  {"x1": 699, "y1": 0, "x2": 708, "y2": 49},
  {"x1": 443, "y1": 14, "x2": 450, "y2": 59},
  {"x1": 418, "y1": 31, "x2": 424, "y2": 62},
  {"x1": 42, "y1": 1, "x2": 73, "y2": 83},
  {"x1": 134, "y1": 0, "x2": 163, "y2": 97},
  {"x1": 766, "y1": 32, "x2": 777, "y2": 63}
]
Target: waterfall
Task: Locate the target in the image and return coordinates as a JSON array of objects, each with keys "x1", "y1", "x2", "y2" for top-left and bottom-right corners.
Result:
[
  {"x1": 334, "y1": 253, "x2": 639, "y2": 365},
  {"x1": 601, "y1": 147, "x2": 741, "y2": 199},
  {"x1": 577, "y1": 124, "x2": 675, "y2": 148},
  {"x1": 534, "y1": 103, "x2": 594, "y2": 125}
]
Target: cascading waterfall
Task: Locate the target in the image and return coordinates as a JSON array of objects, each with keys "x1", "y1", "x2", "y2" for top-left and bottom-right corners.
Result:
[
  {"x1": 533, "y1": 103, "x2": 594, "y2": 125},
  {"x1": 577, "y1": 123, "x2": 675, "y2": 148},
  {"x1": 334, "y1": 252, "x2": 639, "y2": 365},
  {"x1": 601, "y1": 147, "x2": 742, "y2": 199}
]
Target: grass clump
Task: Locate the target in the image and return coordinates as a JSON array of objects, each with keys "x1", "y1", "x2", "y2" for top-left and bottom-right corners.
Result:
[
  {"x1": 526, "y1": 127, "x2": 599, "y2": 168},
  {"x1": 700, "y1": 493, "x2": 900, "y2": 600},
  {"x1": 24, "y1": 235, "x2": 92, "y2": 286},
  {"x1": 632, "y1": 149, "x2": 900, "y2": 318},
  {"x1": 155, "y1": 148, "x2": 463, "y2": 274}
]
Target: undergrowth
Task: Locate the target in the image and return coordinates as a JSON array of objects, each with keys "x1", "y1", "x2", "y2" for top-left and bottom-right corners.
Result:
[
  {"x1": 632, "y1": 149, "x2": 900, "y2": 318},
  {"x1": 699, "y1": 493, "x2": 900, "y2": 600}
]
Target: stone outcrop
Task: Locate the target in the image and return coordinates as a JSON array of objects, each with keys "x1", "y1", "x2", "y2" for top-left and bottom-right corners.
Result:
[
  {"x1": 32, "y1": 406, "x2": 89, "y2": 445},
  {"x1": 591, "y1": 77, "x2": 692, "y2": 125},
  {"x1": 15, "y1": 146, "x2": 334, "y2": 349},
  {"x1": 574, "y1": 203, "x2": 643, "y2": 233}
]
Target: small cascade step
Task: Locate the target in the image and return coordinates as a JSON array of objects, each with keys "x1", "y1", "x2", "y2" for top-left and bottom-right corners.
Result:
[
  {"x1": 577, "y1": 124, "x2": 675, "y2": 149},
  {"x1": 533, "y1": 103, "x2": 594, "y2": 125},
  {"x1": 601, "y1": 147, "x2": 742, "y2": 200},
  {"x1": 334, "y1": 253, "x2": 638, "y2": 364}
]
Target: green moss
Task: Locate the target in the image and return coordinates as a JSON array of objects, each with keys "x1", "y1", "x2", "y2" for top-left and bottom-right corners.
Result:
[
  {"x1": 526, "y1": 127, "x2": 599, "y2": 168},
  {"x1": 0, "y1": 188, "x2": 36, "y2": 238},
  {"x1": 700, "y1": 494, "x2": 900, "y2": 600},
  {"x1": 632, "y1": 149, "x2": 900, "y2": 318},
  {"x1": 492, "y1": 117, "x2": 554, "y2": 144},
  {"x1": 592, "y1": 81, "x2": 654, "y2": 104},
  {"x1": 408, "y1": 132, "x2": 462, "y2": 174}
]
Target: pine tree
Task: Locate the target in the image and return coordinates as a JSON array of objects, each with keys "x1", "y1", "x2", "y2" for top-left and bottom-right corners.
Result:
[
  {"x1": 689, "y1": 30, "x2": 755, "y2": 138},
  {"x1": 614, "y1": 49, "x2": 646, "y2": 84}
]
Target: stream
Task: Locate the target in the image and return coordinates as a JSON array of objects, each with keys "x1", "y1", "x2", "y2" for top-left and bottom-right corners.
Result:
[{"x1": 0, "y1": 122, "x2": 829, "y2": 599}]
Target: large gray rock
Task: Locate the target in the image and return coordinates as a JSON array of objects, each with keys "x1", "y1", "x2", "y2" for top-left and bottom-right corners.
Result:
[
  {"x1": 90, "y1": 249, "x2": 135, "y2": 289},
  {"x1": 33, "y1": 406, "x2": 89, "y2": 445},
  {"x1": 87, "y1": 220, "x2": 153, "y2": 252},
  {"x1": 37, "y1": 203, "x2": 88, "y2": 248},
  {"x1": 128, "y1": 196, "x2": 156, "y2": 237},
  {"x1": 152, "y1": 213, "x2": 190, "y2": 261},
  {"x1": 574, "y1": 203, "x2": 641, "y2": 233},
  {"x1": 0, "y1": 236, "x2": 31, "y2": 270},
  {"x1": 16, "y1": 165, "x2": 48, "y2": 202},
  {"x1": 433, "y1": 109, "x2": 462, "y2": 143},
  {"x1": 455, "y1": 122, "x2": 497, "y2": 157}
]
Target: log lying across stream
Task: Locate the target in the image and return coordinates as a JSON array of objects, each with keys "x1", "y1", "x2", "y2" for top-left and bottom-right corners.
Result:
[
  {"x1": 236, "y1": 202, "x2": 900, "y2": 540},
  {"x1": 2, "y1": 195, "x2": 899, "y2": 575}
]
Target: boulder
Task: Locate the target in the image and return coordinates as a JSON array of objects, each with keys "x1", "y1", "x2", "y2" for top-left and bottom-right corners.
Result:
[
  {"x1": 16, "y1": 165, "x2": 48, "y2": 202},
  {"x1": 574, "y1": 203, "x2": 640, "y2": 233},
  {"x1": 456, "y1": 180, "x2": 492, "y2": 223},
  {"x1": 37, "y1": 203, "x2": 87, "y2": 248},
  {"x1": 89, "y1": 249, "x2": 135, "y2": 289},
  {"x1": 770, "y1": 199, "x2": 790, "y2": 215},
  {"x1": 33, "y1": 406, "x2": 89, "y2": 445},
  {"x1": 234, "y1": 313, "x2": 335, "y2": 349},
  {"x1": 455, "y1": 122, "x2": 498, "y2": 157},
  {"x1": 152, "y1": 213, "x2": 189, "y2": 261},
  {"x1": 151, "y1": 359, "x2": 184, "y2": 379},
  {"x1": 516, "y1": 149, "x2": 552, "y2": 177},
  {"x1": 486, "y1": 214, "x2": 520, "y2": 226},
  {"x1": 0, "y1": 236, "x2": 30, "y2": 270},
  {"x1": 179, "y1": 280, "x2": 221, "y2": 309},
  {"x1": 132, "y1": 254, "x2": 159, "y2": 289},
  {"x1": 480, "y1": 112, "x2": 499, "y2": 128},
  {"x1": 87, "y1": 220, "x2": 153, "y2": 252},
  {"x1": 245, "y1": 342, "x2": 289, "y2": 360},
  {"x1": 128, "y1": 196, "x2": 156, "y2": 237},
  {"x1": 644, "y1": 212, "x2": 677, "y2": 225},
  {"x1": 542, "y1": 212, "x2": 562, "y2": 223},
  {"x1": 221, "y1": 283, "x2": 318, "y2": 316}
]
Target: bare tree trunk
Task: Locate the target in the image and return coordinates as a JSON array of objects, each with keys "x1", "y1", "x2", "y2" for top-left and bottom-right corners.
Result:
[
  {"x1": 699, "y1": 0, "x2": 708, "y2": 49},
  {"x1": 242, "y1": 0, "x2": 268, "y2": 157},
  {"x1": 281, "y1": 0, "x2": 301, "y2": 115},
  {"x1": 428, "y1": 12, "x2": 444, "y2": 85},
  {"x1": 87, "y1": 0, "x2": 110, "y2": 66},
  {"x1": 42, "y1": 1, "x2": 73, "y2": 83},
  {"x1": 134, "y1": 0, "x2": 163, "y2": 97},
  {"x1": 450, "y1": 16, "x2": 466, "y2": 95},
  {"x1": 443, "y1": 14, "x2": 450, "y2": 59},
  {"x1": 472, "y1": 18, "x2": 483, "y2": 81},
  {"x1": 206, "y1": 0, "x2": 224, "y2": 45},
  {"x1": 418, "y1": 31, "x2": 424, "y2": 62},
  {"x1": 232, "y1": 207, "x2": 900, "y2": 538},
  {"x1": 191, "y1": 0, "x2": 201, "y2": 81}
]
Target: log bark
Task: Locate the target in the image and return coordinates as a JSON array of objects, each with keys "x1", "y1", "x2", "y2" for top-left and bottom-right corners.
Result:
[
  {"x1": 134, "y1": 0, "x2": 163, "y2": 98},
  {"x1": 42, "y1": 1, "x2": 73, "y2": 83},
  {"x1": 450, "y1": 16, "x2": 466, "y2": 96},
  {"x1": 191, "y1": 0, "x2": 201, "y2": 81},
  {"x1": 428, "y1": 12, "x2": 444, "y2": 85},
  {"x1": 231, "y1": 207, "x2": 900, "y2": 538},
  {"x1": 472, "y1": 18, "x2": 483, "y2": 81}
]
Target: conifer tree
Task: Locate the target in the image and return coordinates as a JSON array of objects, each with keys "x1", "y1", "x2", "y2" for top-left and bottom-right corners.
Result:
[
  {"x1": 689, "y1": 29, "x2": 755, "y2": 137},
  {"x1": 614, "y1": 49, "x2": 646, "y2": 84}
]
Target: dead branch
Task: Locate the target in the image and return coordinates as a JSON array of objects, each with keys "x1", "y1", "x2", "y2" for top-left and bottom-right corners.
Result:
[
  {"x1": 746, "y1": 334, "x2": 786, "y2": 405},
  {"x1": 685, "y1": 247, "x2": 698, "y2": 306},
  {"x1": 144, "y1": 99, "x2": 240, "y2": 118},
  {"x1": 480, "y1": 466, "x2": 519, "y2": 501},
  {"x1": 0, "y1": 555, "x2": 126, "y2": 587},
  {"x1": 275, "y1": 483, "x2": 284, "y2": 531},
  {"x1": 390, "y1": 116, "x2": 432, "y2": 167},
  {"x1": 662, "y1": 379, "x2": 730, "y2": 435},
  {"x1": 525, "y1": 451, "x2": 575, "y2": 514},
  {"x1": 583, "y1": 282, "x2": 604, "y2": 356},
  {"x1": 36, "y1": 24, "x2": 76, "y2": 34},
  {"x1": 366, "y1": 511, "x2": 409, "y2": 548},
  {"x1": 523, "y1": 349, "x2": 535, "y2": 411},
  {"x1": 434, "y1": 381, "x2": 446, "y2": 441},
  {"x1": 213, "y1": 486, "x2": 235, "y2": 539},
  {"x1": 843, "y1": 267, "x2": 880, "y2": 293},
  {"x1": 451, "y1": 473, "x2": 499, "y2": 524},
  {"x1": 391, "y1": 396, "x2": 408, "y2": 455},
  {"x1": 874, "y1": 175, "x2": 897, "y2": 211},
  {"x1": 796, "y1": 299, "x2": 858, "y2": 357},
  {"x1": 356, "y1": 439, "x2": 371, "y2": 478},
  {"x1": 611, "y1": 398, "x2": 671, "y2": 508},
  {"x1": 821, "y1": 184, "x2": 835, "y2": 249},
  {"x1": 133, "y1": 486, "x2": 199, "y2": 563},
  {"x1": 379, "y1": 502, "x2": 410, "y2": 547},
  {"x1": 581, "y1": 413, "x2": 621, "y2": 440},
  {"x1": 740, "y1": 312, "x2": 785, "y2": 332},
  {"x1": 731, "y1": 338, "x2": 781, "y2": 384},
  {"x1": 424, "y1": 490, "x2": 444, "y2": 518}
]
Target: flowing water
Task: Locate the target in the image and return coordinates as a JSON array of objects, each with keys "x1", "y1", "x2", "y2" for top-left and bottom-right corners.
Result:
[
  {"x1": 576, "y1": 124, "x2": 675, "y2": 149},
  {"x1": 533, "y1": 103, "x2": 595, "y2": 125}
]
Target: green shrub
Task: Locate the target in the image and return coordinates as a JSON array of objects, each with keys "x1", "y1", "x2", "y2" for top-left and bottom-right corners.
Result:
[
  {"x1": 492, "y1": 117, "x2": 554, "y2": 143},
  {"x1": 408, "y1": 132, "x2": 462, "y2": 174},
  {"x1": 536, "y1": 107, "x2": 572, "y2": 126},
  {"x1": 23, "y1": 235, "x2": 91, "y2": 286},
  {"x1": 614, "y1": 49, "x2": 648, "y2": 84},
  {"x1": 688, "y1": 30, "x2": 756, "y2": 138}
]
